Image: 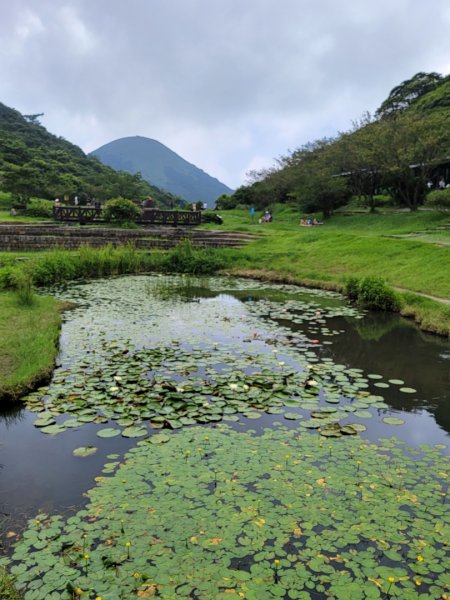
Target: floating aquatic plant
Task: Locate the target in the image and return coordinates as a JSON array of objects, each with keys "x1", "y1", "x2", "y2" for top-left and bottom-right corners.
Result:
[{"x1": 4, "y1": 425, "x2": 449, "y2": 599}]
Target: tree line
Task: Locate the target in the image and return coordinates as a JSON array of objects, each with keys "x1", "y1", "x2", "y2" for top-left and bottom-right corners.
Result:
[
  {"x1": 0, "y1": 102, "x2": 183, "y2": 208},
  {"x1": 217, "y1": 72, "x2": 450, "y2": 215}
]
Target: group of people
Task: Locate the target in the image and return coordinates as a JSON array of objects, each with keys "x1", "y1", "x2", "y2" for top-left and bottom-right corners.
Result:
[
  {"x1": 54, "y1": 197, "x2": 101, "y2": 210},
  {"x1": 259, "y1": 210, "x2": 273, "y2": 223},
  {"x1": 428, "y1": 177, "x2": 449, "y2": 190},
  {"x1": 299, "y1": 218, "x2": 323, "y2": 226}
]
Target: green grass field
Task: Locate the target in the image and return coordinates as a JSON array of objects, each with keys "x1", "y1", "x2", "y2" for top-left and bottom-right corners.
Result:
[
  {"x1": 0, "y1": 291, "x2": 62, "y2": 401},
  {"x1": 204, "y1": 207, "x2": 450, "y2": 298}
]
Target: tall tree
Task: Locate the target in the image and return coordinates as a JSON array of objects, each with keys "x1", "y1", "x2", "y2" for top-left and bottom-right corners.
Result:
[{"x1": 376, "y1": 72, "x2": 444, "y2": 117}]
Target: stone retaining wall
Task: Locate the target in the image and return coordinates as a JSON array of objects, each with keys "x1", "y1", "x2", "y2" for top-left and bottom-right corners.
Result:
[{"x1": 0, "y1": 223, "x2": 257, "y2": 251}]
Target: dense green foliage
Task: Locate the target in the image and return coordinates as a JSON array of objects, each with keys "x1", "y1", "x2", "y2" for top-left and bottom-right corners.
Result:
[
  {"x1": 0, "y1": 103, "x2": 180, "y2": 207},
  {"x1": 21, "y1": 198, "x2": 53, "y2": 218},
  {"x1": 223, "y1": 72, "x2": 450, "y2": 215},
  {"x1": 102, "y1": 197, "x2": 142, "y2": 225},
  {"x1": 426, "y1": 188, "x2": 450, "y2": 209},
  {"x1": 346, "y1": 276, "x2": 401, "y2": 311},
  {"x1": 91, "y1": 136, "x2": 233, "y2": 206}
]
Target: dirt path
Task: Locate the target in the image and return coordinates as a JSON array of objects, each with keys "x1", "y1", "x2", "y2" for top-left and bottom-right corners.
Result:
[{"x1": 394, "y1": 287, "x2": 450, "y2": 306}]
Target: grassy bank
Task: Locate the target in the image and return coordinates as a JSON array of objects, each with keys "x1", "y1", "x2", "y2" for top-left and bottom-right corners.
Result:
[
  {"x1": 204, "y1": 207, "x2": 450, "y2": 335},
  {"x1": 0, "y1": 291, "x2": 63, "y2": 401}
]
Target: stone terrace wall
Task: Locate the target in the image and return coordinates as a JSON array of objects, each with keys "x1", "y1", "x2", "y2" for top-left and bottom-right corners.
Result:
[{"x1": 0, "y1": 223, "x2": 257, "y2": 251}]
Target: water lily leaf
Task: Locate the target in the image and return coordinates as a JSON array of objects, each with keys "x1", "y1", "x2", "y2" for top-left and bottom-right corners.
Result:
[
  {"x1": 346, "y1": 423, "x2": 367, "y2": 432},
  {"x1": 340, "y1": 425, "x2": 357, "y2": 435},
  {"x1": 382, "y1": 417, "x2": 405, "y2": 425},
  {"x1": 149, "y1": 434, "x2": 171, "y2": 444},
  {"x1": 39, "y1": 424, "x2": 66, "y2": 435},
  {"x1": 73, "y1": 446, "x2": 98, "y2": 458},
  {"x1": 122, "y1": 426, "x2": 148, "y2": 438},
  {"x1": 399, "y1": 387, "x2": 417, "y2": 394},
  {"x1": 33, "y1": 415, "x2": 56, "y2": 428},
  {"x1": 96, "y1": 428, "x2": 121, "y2": 438},
  {"x1": 284, "y1": 412, "x2": 302, "y2": 420}
]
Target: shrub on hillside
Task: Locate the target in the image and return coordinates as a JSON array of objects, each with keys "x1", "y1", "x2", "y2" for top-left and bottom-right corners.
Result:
[
  {"x1": 425, "y1": 189, "x2": 450, "y2": 210},
  {"x1": 345, "y1": 276, "x2": 401, "y2": 312},
  {"x1": 23, "y1": 199, "x2": 53, "y2": 218},
  {"x1": 201, "y1": 212, "x2": 223, "y2": 224},
  {"x1": 103, "y1": 197, "x2": 142, "y2": 225}
]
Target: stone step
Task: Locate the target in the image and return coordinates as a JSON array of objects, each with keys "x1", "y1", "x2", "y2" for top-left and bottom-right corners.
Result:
[{"x1": 0, "y1": 234, "x2": 250, "y2": 251}]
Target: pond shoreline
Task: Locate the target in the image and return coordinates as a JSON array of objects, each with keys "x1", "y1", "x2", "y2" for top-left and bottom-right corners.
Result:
[
  {"x1": 227, "y1": 267, "x2": 450, "y2": 339},
  {"x1": 1, "y1": 261, "x2": 449, "y2": 405}
]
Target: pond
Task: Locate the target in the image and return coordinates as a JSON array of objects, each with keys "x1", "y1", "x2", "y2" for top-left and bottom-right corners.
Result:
[{"x1": 1, "y1": 275, "x2": 449, "y2": 599}]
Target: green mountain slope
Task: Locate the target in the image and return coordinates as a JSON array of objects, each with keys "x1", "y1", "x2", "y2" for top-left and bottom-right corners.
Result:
[
  {"x1": 0, "y1": 103, "x2": 180, "y2": 207},
  {"x1": 90, "y1": 136, "x2": 233, "y2": 206}
]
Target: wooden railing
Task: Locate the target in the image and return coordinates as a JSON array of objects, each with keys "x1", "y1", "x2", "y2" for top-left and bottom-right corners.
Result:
[
  {"x1": 53, "y1": 206, "x2": 201, "y2": 226},
  {"x1": 53, "y1": 206, "x2": 100, "y2": 223}
]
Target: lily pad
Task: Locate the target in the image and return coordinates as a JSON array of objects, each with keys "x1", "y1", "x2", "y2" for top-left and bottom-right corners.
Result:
[
  {"x1": 382, "y1": 417, "x2": 405, "y2": 425},
  {"x1": 39, "y1": 424, "x2": 66, "y2": 435},
  {"x1": 399, "y1": 387, "x2": 417, "y2": 394},
  {"x1": 96, "y1": 428, "x2": 121, "y2": 438},
  {"x1": 122, "y1": 426, "x2": 148, "y2": 438},
  {"x1": 73, "y1": 446, "x2": 98, "y2": 458},
  {"x1": 149, "y1": 433, "x2": 171, "y2": 444},
  {"x1": 284, "y1": 412, "x2": 302, "y2": 420}
]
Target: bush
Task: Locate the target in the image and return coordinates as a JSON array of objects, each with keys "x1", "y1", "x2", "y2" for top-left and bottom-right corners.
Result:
[
  {"x1": 425, "y1": 189, "x2": 450, "y2": 210},
  {"x1": 23, "y1": 199, "x2": 53, "y2": 218},
  {"x1": 345, "y1": 276, "x2": 401, "y2": 312},
  {"x1": 162, "y1": 239, "x2": 227, "y2": 275},
  {"x1": 345, "y1": 277, "x2": 360, "y2": 302},
  {"x1": 103, "y1": 197, "x2": 142, "y2": 224},
  {"x1": 201, "y1": 212, "x2": 223, "y2": 224}
]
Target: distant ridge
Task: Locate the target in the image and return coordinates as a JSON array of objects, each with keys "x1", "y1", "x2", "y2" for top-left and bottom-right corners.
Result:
[{"x1": 90, "y1": 136, "x2": 233, "y2": 206}]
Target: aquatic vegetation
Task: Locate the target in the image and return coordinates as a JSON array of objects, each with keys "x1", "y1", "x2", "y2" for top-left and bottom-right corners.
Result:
[
  {"x1": 3, "y1": 425, "x2": 449, "y2": 599},
  {"x1": 19, "y1": 275, "x2": 417, "y2": 441},
  {"x1": 2, "y1": 275, "x2": 449, "y2": 600}
]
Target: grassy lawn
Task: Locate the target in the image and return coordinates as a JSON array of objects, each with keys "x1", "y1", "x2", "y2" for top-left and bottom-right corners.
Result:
[
  {"x1": 0, "y1": 291, "x2": 62, "y2": 402},
  {"x1": 204, "y1": 207, "x2": 450, "y2": 298}
]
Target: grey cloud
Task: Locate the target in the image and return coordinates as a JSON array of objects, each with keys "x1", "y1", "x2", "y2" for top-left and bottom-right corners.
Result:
[{"x1": 1, "y1": 0, "x2": 449, "y2": 187}]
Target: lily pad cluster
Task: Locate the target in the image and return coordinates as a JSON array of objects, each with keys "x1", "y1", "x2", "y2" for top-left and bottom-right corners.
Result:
[
  {"x1": 20, "y1": 275, "x2": 415, "y2": 440},
  {"x1": 25, "y1": 339, "x2": 405, "y2": 439},
  {"x1": 4, "y1": 426, "x2": 449, "y2": 599}
]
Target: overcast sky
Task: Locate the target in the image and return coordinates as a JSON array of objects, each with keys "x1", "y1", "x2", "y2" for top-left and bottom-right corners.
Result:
[{"x1": 1, "y1": 1, "x2": 449, "y2": 189}]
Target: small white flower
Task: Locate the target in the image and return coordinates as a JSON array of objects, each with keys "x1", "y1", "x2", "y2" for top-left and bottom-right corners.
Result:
[
  {"x1": 229, "y1": 383, "x2": 239, "y2": 390},
  {"x1": 109, "y1": 386, "x2": 119, "y2": 393},
  {"x1": 113, "y1": 376, "x2": 122, "y2": 382}
]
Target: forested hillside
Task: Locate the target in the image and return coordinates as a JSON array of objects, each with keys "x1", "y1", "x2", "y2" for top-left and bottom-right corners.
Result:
[
  {"x1": 0, "y1": 103, "x2": 181, "y2": 207},
  {"x1": 219, "y1": 72, "x2": 450, "y2": 215}
]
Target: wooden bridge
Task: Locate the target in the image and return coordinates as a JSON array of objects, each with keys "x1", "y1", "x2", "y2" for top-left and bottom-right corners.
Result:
[{"x1": 53, "y1": 206, "x2": 202, "y2": 226}]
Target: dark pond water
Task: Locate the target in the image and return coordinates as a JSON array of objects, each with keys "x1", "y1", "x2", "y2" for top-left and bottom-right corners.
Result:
[{"x1": 1, "y1": 275, "x2": 449, "y2": 551}]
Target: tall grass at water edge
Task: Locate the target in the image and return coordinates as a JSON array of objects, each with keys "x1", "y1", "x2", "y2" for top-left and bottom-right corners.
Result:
[{"x1": 0, "y1": 242, "x2": 226, "y2": 291}]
